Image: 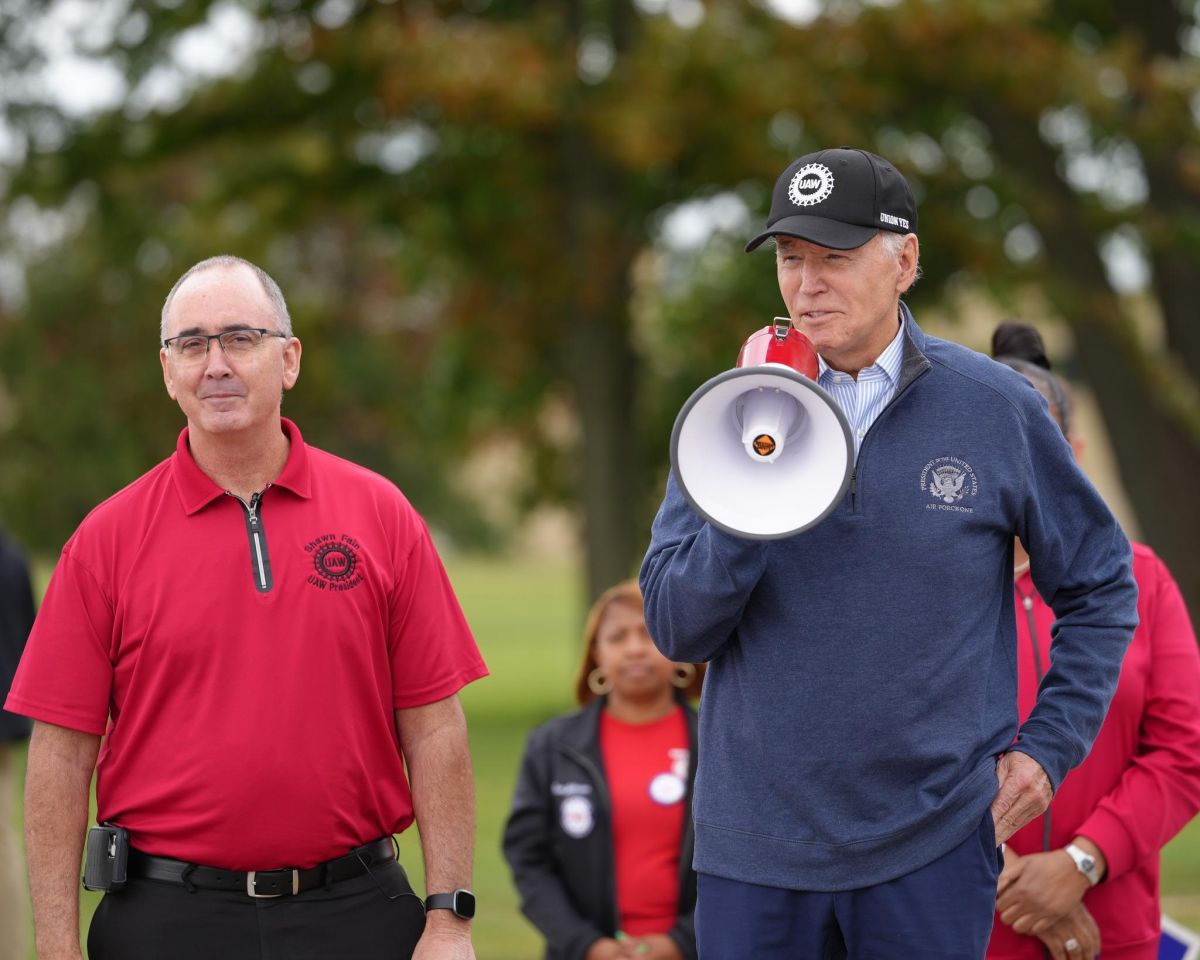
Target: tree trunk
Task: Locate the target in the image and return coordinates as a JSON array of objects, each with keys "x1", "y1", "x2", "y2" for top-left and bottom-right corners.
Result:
[
  {"x1": 567, "y1": 291, "x2": 641, "y2": 602},
  {"x1": 562, "y1": 0, "x2": 642, "y2": 602}
]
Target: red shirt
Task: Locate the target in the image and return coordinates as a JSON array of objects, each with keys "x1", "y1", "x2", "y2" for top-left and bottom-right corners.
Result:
[
  {"x1": 6, "y1": 419, "x2": 487, "y2": 869},
  {"x1": 987, "y1": 544, "x2": 1200, "y2": 960},
  {"x1": 600, "y1": 705, "x2": 689, "y2": 937}
]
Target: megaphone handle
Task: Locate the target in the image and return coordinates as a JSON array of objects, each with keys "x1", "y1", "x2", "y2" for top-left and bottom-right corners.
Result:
[{"x1": 772, "y1": 317, "x2": 792, "y2": 341}]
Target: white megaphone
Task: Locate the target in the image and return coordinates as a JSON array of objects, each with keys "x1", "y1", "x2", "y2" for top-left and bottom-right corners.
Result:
[{"x1": 670, "y1": 318, "x2": 854, "y2": 539}]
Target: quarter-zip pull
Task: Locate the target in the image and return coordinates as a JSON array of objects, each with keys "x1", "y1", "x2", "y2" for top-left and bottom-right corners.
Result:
[
  {"x1": 228, "y1": 489, "x2": 274, "y2": 593},
  {"x1": 844, "y1": 358, "x2": 930, "y2": 514}
]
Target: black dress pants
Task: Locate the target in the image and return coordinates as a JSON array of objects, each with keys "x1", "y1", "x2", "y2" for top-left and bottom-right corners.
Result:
[{"x1": 87, "y1": 861, "x2": 427, "y2": 960}]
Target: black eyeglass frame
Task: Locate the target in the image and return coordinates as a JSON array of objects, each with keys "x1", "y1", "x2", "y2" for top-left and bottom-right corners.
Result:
[{"x1": 161, "y1": 328, "x2": 290, "y2": 359}]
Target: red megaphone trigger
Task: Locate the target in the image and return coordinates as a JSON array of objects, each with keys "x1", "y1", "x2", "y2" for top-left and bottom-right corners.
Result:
[{"x1": 735, "y1": 318, "x2": 819, "y2": 380}]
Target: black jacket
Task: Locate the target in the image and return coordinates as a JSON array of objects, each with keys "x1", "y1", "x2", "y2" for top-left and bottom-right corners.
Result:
[
  {"x1": 0, "y1": 528, "x2": 34, "y2": 742},
  {"x1": 502, "y1": 695, "x2": 698, "y2": 960}
]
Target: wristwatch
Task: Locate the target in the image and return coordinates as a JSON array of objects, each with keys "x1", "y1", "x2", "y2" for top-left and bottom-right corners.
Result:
[
  {"x1": 425, "y1": 889, "x2": 477, "y2": 920},
  {"x1": 1064, "y1": 843, "x2": 1101, "y2": 886}
]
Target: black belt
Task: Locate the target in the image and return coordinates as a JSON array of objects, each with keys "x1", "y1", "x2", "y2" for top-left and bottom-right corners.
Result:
[{"x1": 126, "y1": 837, "x2": 395, "y2": 898}]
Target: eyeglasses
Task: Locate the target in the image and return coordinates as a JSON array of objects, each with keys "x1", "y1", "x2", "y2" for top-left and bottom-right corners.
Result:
[{"x1": 162, "y1": 328, "x2": 289, "y2": 364}]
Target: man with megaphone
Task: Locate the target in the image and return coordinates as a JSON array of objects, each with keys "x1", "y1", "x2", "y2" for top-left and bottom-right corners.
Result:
[{"x1": 640, "y1": 148, "x2": 1137, "y2": 960}]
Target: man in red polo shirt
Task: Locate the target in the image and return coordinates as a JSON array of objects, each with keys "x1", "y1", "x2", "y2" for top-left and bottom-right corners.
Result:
[{"x1": 6, "y1": 255, "x2": 487, "y2": 960}]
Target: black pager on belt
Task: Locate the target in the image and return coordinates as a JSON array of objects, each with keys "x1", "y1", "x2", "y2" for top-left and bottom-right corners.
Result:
[{"x1": 82, "y1": 823, "x2": 129, "y2": 892}]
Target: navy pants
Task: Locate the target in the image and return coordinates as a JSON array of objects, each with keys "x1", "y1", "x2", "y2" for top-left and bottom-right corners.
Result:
[
  {"x1": 695, "y1": 811, "x2": 1003, "y2": 960},
  {"x1": 88, "y1": 860, "x2": 426, "y2": 960}
]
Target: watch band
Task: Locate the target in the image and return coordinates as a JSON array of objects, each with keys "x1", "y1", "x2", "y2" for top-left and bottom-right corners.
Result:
[
  {"x1": 1064, "y1": 843, "x2": 1101, "y2": 886},
  {"x1": 425, "y1": 889, "x2": 477, "y2": 920}
]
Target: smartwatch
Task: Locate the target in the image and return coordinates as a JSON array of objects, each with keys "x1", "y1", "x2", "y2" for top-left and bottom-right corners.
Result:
[
  {"x1": 1064, "y1": 843, "x2": 1101, "y2": 886},
  {"x1": 425, "y1": 889, "x2": 477, "y2": 920}
]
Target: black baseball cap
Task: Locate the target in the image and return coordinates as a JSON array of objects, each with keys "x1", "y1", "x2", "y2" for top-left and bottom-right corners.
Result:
[{"x1": 745, "y1": 147, "x2": 918, "y2": 252}]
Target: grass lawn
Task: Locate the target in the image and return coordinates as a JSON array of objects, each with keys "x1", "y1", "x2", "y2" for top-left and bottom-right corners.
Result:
[{"x1": 7, "y1": 555, "x2": 1200, "y2": 957}]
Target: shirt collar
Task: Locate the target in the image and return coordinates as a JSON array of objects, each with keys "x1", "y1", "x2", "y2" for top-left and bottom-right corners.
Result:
[
  {"x1": 818, "y1": 310, "x2": 907, "y2": 385},
  {"x1": 171, "y1": 417, "x2": 313, "y2": 515}
]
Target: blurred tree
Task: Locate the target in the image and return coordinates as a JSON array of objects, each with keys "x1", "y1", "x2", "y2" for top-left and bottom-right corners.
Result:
[{"x1": 0, "y1": 0, "x2": 1197, "y2": 609}]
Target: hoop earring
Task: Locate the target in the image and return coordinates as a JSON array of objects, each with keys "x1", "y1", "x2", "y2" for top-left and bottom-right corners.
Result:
[
  {"x1": 671, "y1": 663, "x2": 697, "y2": 689},
  {"x1": 587, "y1": 667, "x2": 613, "y2": 696}
]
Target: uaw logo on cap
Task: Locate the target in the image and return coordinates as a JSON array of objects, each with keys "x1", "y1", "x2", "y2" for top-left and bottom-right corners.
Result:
[
  {"x1": 919, "y1": 457, "x2": 979, "y2": 514},
  {"x1": 788, "y1": 163, "x2": 834, "y2": 207}
]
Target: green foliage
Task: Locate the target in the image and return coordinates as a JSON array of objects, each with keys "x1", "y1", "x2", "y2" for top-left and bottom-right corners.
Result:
[{"x1": 1, "y1": 0, "x2": 1198, "y2": 604}]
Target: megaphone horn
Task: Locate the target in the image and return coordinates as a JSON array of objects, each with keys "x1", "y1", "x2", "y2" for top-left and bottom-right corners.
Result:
[{"x1": 669, "y1": 318, "x2": 854, "y2": 540}]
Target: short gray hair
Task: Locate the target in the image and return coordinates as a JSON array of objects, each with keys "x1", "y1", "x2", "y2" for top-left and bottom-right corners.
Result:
[
  {"x1": 876, "y1": 230, "x2": 922, "y2": 288},
  {"x1": 160, "y1": 255, "x2": 293, "y2": 340}
]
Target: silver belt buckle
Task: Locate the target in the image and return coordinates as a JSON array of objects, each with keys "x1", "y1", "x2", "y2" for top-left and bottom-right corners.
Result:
[{"x1": 246, "y1": 869, "x2": 299, "y2": 898}]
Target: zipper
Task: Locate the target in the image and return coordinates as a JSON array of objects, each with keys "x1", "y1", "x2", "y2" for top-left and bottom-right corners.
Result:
[
  {"x1": 1018, "y1": 592, "x2": 1046, "y2": 685},
  {"x1": 558, "y1": 741, "x2": 620, "y2": 934},
  {"x1": 1014, "y1": 576, "x2": 1053, "y2": 851},
  {"x1": 847, "y1": 365, "x2": 929, "y2": 512},
  {"x1": 228, "y1": 486, "x2": 273, "y2": 593}
]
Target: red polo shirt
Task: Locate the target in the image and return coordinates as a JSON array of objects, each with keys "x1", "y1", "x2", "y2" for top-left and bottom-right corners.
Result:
[{"x1": 6, "y1": 419, "x2": 487, "y2": 869}]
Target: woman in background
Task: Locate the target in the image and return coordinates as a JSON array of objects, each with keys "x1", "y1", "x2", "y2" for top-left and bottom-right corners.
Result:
[
  {"x1": 987, "y1": 322, "x2": 1200, "y2": 960},
  {"x1": 503, "y1": 579, "x2": 703, "y2": 960}
]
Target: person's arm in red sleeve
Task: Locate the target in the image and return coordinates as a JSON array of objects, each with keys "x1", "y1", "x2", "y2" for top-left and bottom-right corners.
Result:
[{"x1": 1074, "y1": 552, "x2": 1200, "y2": 882}]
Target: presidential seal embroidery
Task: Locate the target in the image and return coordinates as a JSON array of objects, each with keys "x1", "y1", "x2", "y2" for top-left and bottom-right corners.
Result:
[
  {"x1": 919, "y1": 457, "x2": 979, "y2": 513},
  {"x1": 930, "y1": 467, "x2": 966, "y2": 503}
]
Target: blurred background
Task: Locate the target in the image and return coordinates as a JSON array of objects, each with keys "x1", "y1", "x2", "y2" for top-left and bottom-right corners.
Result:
[{"x1": 1, "y1": 0, "x2": 1199, "y2": 956}]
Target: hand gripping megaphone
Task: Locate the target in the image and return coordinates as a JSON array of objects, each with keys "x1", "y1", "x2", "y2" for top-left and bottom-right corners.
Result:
[{"x1": 669, "y1": 319, "x2": 854, "y2": 539}]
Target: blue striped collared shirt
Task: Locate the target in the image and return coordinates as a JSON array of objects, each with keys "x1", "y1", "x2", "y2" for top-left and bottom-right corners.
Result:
[{"x1": 817, "y1": 318, "x2": 906, "y2": 459}]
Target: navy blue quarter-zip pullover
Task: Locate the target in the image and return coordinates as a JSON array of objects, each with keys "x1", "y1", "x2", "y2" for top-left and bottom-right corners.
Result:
[{"x1": 640, "y1": 311, "x2": 1138, "y2": 892}]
